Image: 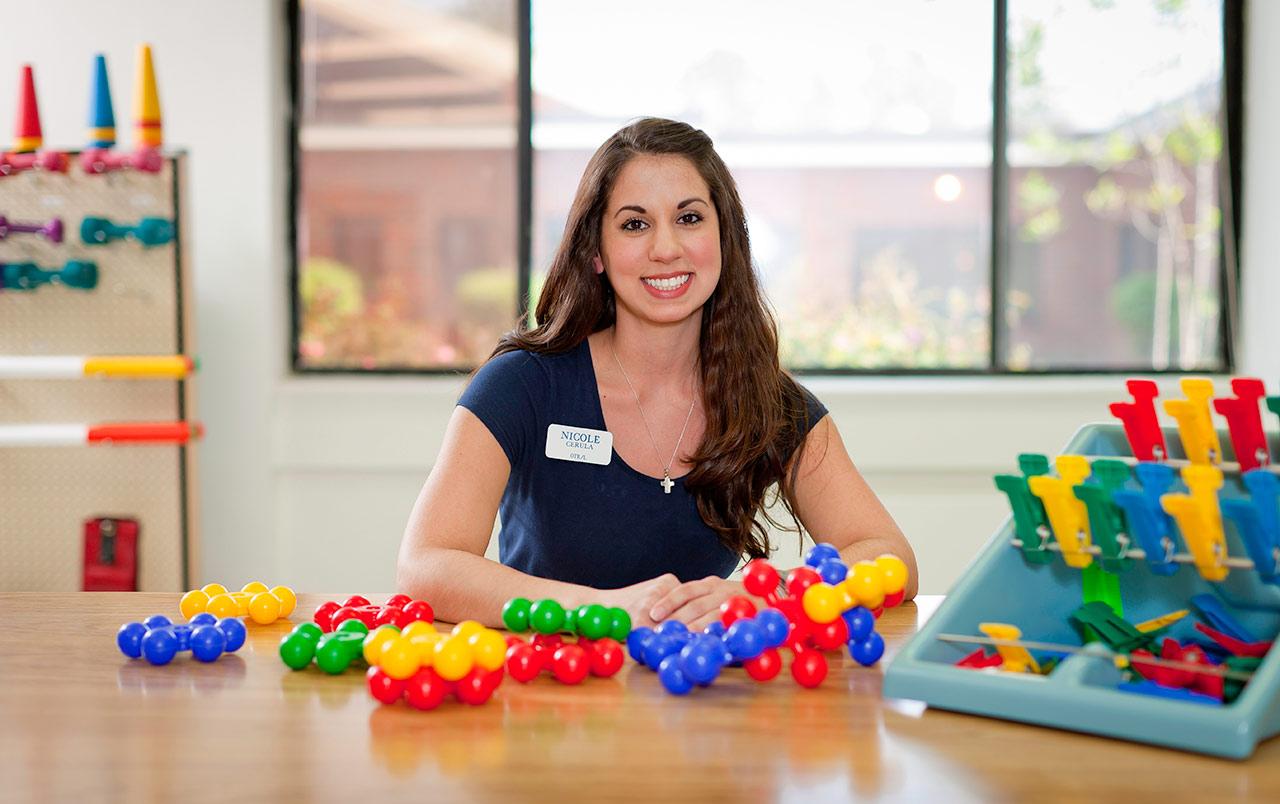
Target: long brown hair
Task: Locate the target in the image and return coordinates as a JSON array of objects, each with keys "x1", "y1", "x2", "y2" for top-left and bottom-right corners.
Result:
[{"x1": 492, "y1": 117, "x2": 815, "y2": 560}]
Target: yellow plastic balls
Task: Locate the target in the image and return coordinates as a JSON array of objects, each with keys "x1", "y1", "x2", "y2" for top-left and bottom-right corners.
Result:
[
  {"x1": 240, "y1": 581, "x2": 269, "y2": 595},
  {"x1": 801, "y1": 582, "x2": 843, "y2": 624},
  {"x1": 469, "y1": 629, "x2": 508, "y2": 671},
  {"x1": 363, "y1": 626, "x2": 402, "y2": 665},
  {"x1": 433, "y1": 635, "x2": 475, "y2": 681},
  {"x1": 875, "y1": 554, "x2": 908, "y2": 596},
  {"x1": 380, "y1": 636, "x2": 420, "y2": 681},
  {"x1": 206, "y1": 593, "x2": 240, "y2": 619},
  {"x1": 248, "y1": 592, "x2": 281, "y2": 625},
  {"x1": 847, "y1": 561, "x2": 886, "y2": 610},
  {"x1": 179, "y1": 590, "x2": 209, "y2": 620}
]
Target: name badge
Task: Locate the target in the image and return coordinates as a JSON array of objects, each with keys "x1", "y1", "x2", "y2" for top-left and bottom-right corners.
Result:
[{"x1": 545, "y1": 424, "x2": 613, "y2": 465}]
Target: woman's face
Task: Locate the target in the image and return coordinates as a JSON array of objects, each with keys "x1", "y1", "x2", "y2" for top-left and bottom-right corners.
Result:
[{"x1": 599, "y1": 154, "x2": 721, "y2": 329}]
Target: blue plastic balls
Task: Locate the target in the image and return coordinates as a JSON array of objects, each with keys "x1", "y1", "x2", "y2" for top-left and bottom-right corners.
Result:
[
  {"x1": 755, "y1": 608, "x2": 790, "y2": 648},
  {"x1": 849, "y1": 632, "x2": 885, "y2": 666},
  {"x1": 804, "y1": 543, "x2": 840, "y2": 568},
  {"x1": 724, "y1": 619, "x2": 766, "y2": 662},
  {"x1": 189, "y1": 624, "x2": 227, "y2": 662},
  {"x1": 658, "y1": 654, "x2": 694, "y2": 695},
  {"x1": 217, "y1": 617, "x2": 247, "y2": 652},
  {"x1": 843, "y1": 606, "x2": 875, "y2": 642}
]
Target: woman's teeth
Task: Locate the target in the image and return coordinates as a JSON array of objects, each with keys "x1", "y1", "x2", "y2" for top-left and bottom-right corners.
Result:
[{"x1": 642, "y1": 274, "x2": 691, "y2": 291}]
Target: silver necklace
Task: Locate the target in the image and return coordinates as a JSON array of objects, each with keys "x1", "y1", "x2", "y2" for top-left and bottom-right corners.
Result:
[{"x1": 609, "y1": 337, "x2": 697, "y2": 494}]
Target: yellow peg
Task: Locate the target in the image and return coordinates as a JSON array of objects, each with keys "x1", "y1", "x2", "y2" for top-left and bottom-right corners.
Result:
[
  {"x1": 1134, "y1": 609, "x2": 1189, "y2": 634},
  {"x1": 978, "y1": 623, "x2": 1040, "y2": 674},
  {"x1": 1028, "y1": 473, "x2": 1093, "y2": 568},
  {"x1": 1162, "y1": 378, "x2": 1221, "y2": 465},
  {"x1": 1161, "y1": 465, "x2": 1229, "y2": 581}
]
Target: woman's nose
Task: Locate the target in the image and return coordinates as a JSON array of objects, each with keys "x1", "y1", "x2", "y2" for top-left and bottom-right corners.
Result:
[{"x1": 649, "y1": 223, "x2": 681, "y2": 263}]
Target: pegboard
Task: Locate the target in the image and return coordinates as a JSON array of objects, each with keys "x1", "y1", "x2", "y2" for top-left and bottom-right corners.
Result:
[{"x1": 0, "y1": 154, "x2": 197, "y2": 592}]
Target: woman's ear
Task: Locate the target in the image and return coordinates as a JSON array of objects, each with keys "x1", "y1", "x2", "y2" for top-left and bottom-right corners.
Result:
[{"x1": 592, "y1": 255, "x2": 604, "y2": 275}]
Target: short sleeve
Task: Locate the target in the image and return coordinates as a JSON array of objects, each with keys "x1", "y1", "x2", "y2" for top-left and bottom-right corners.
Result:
[
  {"x1": 457, "y1": 350, "x2": 542, "y2": 469},
  {"x1": 797, "y1": 382, "x2": 829, "y2": 438}
]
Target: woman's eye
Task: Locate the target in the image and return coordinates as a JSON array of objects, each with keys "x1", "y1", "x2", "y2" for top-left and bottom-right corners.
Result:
[
  {"x1": 678, "y1": 212, "x2": 703, "y2": 225},
  {"x1": 621, "y1": 218, "x2": 648, "y2": 232}
]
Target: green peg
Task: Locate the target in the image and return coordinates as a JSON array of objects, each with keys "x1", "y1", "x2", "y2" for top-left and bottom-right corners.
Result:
[
  {"x1": 1070, "y1": 602, "x2": 1151, "y2": 654},
  {"x1": 1018, "y1": 453, "x2": 1051, "y2": 478},
  {"x1": 995, "y1": 474, "x2": 1054, "y2": 564},
  {"x1": 1267, "y1": 396, "x2": 1280, "y2": 428}
]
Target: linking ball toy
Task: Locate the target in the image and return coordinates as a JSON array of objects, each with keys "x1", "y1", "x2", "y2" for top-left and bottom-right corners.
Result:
[
  {"x1": 501, "y1": 597, "x2": 631, "y2": 641},
  {"x1": 180, "y1": 581, "x2": 296, "y2": 625},
  {"x1": 279, "y1": 618, "x2": 376, "y2": 674},
  {"x1": 117, "y1": 613, "x2": 247, "y2": 666},
  {"x1": 365, "y1": 620, "x2": 507, "y2": 710},
  {"x1": 631, "y1": 543, "x2": 906, "y2": 694},
  {"x1": 504, "y1": 633, "x2": 626, "y2": 685},
  {"x1": 312, "y1": 594, "x2": 434, "y2": 633}
]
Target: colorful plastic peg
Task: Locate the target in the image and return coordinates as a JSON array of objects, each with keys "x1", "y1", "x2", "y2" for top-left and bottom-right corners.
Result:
[
  {"x1": 1027, "y1": 456, "x2": 1094, "y2": 568},
  {"x1": 1212, "y1": 378, "x2": 1270, "y2": 471},
  {"x1": 1110, "y1": 379, "x2": 1167, "y2": 461},
  {"x1": 1161, "y1": 465, "x2": 1229, "y2": 582},
  {"x1": 995, "y1": 468, "x2": 1054, "y2": 565},
  {"x1": 1163, "y1": 378, "x2": 1221, "y2": 466},
  {"x1": 978, "y1": 623, "x2": 1039, "y2": 674},
  {"x1": 1073, "y1": 459, "x2": 1132, "y2": 572},
  {"x1": 1111, "y1": 463, "x2": 1179, "y2": 576}
]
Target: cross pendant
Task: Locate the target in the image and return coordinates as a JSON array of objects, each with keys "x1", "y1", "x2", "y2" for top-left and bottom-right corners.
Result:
[{"x1": 661, "y1": 473, "x2": 674, "y2": 494}]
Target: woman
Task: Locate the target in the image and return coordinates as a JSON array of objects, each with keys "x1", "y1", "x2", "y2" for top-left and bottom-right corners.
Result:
[{"x1": 398, "y1": 118, "x2": 916, "y2": 629}]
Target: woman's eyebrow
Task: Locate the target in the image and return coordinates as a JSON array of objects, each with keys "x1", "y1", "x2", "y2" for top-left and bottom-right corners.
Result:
[
  {"x1": 613, "y1": 204, "x2": 646, "y2": 218},
  {"x1": 677, "y1": 197, "x2": 708, "y2": 209}
]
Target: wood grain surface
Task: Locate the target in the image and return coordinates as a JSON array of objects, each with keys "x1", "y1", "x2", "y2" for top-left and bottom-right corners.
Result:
[{"x1": 2, "y1": 593, "x2": 1277, "y2": 803}]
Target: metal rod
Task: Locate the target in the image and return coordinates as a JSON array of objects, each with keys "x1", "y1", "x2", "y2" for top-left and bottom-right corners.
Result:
[
  {"x1": 936, "y1": 633, "x2": 1257, "y2": 682},
  {"x1": 1076, "y1": 454, "x2": 1279, "y2": 476},
  {"x1": 1009, "y1": 537, "x2": 1258, "y2": 570}
]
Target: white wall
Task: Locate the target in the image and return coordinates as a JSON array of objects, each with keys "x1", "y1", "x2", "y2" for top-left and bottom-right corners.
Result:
[{"x1": 4, "y1": 1, "x2": 1277, "y2": 596}]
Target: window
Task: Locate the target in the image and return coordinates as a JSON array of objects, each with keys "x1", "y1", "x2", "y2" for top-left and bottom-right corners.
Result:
[{"x1": 290, "y1": 0, "x2": 1240, "y2": 373}]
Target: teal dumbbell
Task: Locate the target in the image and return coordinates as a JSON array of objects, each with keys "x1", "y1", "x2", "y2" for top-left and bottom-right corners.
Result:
[
  {"x1": 0, "y1": 260, "x2": 98, "y2": 291},
  {"x1": 80, "y1": 216, "x2": 174, "y2": 247}
]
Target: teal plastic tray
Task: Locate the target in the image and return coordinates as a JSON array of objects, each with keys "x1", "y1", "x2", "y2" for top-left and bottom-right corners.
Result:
[{"x1": 883, "y1": 422, "x2": 1280, "y2": 759}]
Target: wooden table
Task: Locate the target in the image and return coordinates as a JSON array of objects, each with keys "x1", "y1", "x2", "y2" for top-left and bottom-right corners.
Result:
[{"x1": 2, "y1": 593, "x2": 1278, "y2": 803}]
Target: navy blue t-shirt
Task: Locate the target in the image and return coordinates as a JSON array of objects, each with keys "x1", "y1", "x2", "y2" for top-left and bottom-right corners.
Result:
[{"x1": 457, "y1": 339, "x2": 828, "y2": 588}]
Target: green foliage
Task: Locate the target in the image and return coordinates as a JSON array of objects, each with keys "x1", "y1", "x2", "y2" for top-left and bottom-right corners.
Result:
[
  {"x1": 1018, "y1": 171, "x2": 1063, "y2": 242},
  {"x1": 778, "y1": 249, "x2": 988, "y2": 368},
  {"x1": 299, "y1": 257, "x2": 363, "y2": 319}
]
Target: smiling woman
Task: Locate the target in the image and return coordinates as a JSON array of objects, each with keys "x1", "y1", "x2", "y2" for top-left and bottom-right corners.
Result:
[{"x1": 397, "y1": 118, "x2": 917, "y2": 631}]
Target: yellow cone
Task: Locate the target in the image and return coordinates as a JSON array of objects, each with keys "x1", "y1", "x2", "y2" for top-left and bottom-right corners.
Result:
[{"x1": 133, "y1": 44, "x2": 162, "y2": 148}]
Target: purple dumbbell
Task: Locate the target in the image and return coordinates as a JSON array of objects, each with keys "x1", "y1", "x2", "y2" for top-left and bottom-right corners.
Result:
[{"x1": 0, "y1": 214, "x2": 63, "y2": 243}]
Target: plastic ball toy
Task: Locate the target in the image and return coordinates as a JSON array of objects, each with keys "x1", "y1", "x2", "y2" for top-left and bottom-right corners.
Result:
[
  {"x1": 312, "y1": 594, "x2": 433, "y2": 633},
  {"x1": 504, "y1": 635, "x2": 625, "y2": 685},
  {"x1": 364, "y1": 620, "x2": 509, "y2": 710},
  {"x1": 633, "y1": 542, "x2": 906, "y2": 695},
  {"x1": 117, "y1": 613, "x2": 247, "y2": 666},
  {"x1": 279, "y1": 618, "x2": 376, "y2": 673},
  {"x1": 180, "y1": 581, "x2": 296, "y2": 625},
  {"x1": 502, "y1": 597, "x2": 632, "y2": 642}
]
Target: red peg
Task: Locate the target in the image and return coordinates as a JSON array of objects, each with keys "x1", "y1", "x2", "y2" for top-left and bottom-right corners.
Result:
[
  {"x1": 1109, "y1": 379, "x2": 1167, "y2": 461},
  {"x1": 1212, "y1": 378, "x2": 1270, "y2": 471}
]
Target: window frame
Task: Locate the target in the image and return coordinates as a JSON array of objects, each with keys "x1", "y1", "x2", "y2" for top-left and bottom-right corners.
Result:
[{"x1": 286, "y1": 0, "x2": 1244, "y2": 376}]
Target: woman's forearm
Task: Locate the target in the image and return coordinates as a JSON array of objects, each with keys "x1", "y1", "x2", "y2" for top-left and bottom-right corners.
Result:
[{"x1": 396, "y1": 545, "x2": 597, "y2": 627}]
